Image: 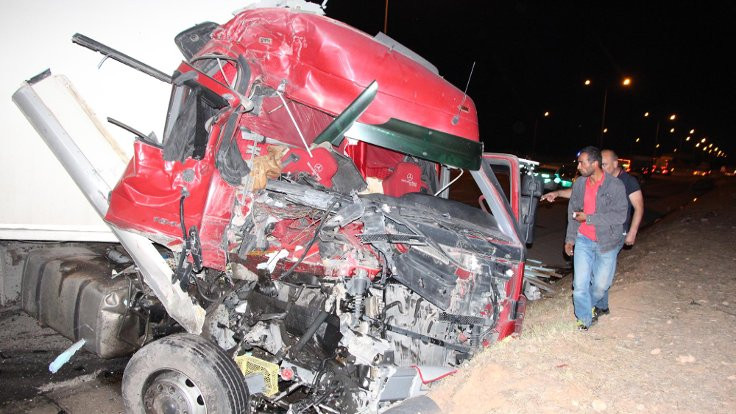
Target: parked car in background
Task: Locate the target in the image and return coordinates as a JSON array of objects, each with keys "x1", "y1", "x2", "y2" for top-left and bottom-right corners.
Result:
[
  {"x1": 627, "y1": 156, "x2": 653, "y2": 182},
  {"x1": 619, "y1": 157, "x2": 647, "y2": 185},
  {"x1": 535, "y1": 164, "x2": 561, "y2": 192}
]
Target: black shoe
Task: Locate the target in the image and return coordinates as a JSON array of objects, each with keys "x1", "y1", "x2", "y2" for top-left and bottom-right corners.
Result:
[{"x1": 592, "y1": 307, "x2": 610, "y2": 323}]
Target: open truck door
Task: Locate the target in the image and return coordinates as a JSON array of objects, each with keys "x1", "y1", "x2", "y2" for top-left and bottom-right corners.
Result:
[
  {"x1": 474, "y1": 153, "x2": 542, "y2": 246},
  {"x1": 469, "y1": 153, "x2": 542, "y2": 338}
]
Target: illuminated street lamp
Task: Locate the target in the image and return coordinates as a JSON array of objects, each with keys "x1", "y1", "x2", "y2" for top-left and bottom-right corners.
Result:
[
  {"x1": 647, "y1": 112, "x2": 677, "y2": 156},
  {"x1": 586, "y1": 76, "x2": 632, "y2": 146}
]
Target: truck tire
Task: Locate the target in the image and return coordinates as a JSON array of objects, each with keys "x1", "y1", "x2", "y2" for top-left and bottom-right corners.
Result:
[{"x1": 122, "y1": 333, "x2": 249, "y2": 414}]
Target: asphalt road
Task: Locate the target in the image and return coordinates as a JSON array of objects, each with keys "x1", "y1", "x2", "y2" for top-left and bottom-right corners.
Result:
[{"x1": 528, "y1": 173, "x2": 714, "y2": 268}]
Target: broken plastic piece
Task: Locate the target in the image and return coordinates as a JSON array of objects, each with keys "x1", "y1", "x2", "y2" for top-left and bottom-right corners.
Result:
[
  {"x1": 49, "y1": 339, "x2": 86, "y2": 373},
  {"x1": 235, "y1": 354, "x2": 279, "y2": 396},
  {"x1": 257, "y1": 249, "x2": 289, "y2": 273}
]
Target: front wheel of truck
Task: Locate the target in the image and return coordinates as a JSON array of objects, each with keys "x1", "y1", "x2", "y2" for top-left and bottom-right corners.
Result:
[{"x1": 122, "y1": 333, "x2": 249, "y2": 414}]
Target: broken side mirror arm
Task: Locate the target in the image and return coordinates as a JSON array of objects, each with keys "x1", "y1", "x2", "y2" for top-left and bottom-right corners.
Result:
[
  {"x1": 313, "y1": 80, "x2": 378, "y2": 147},
  {"x1": 72, "y1": 33, "x2": 173, "y2": 84}
]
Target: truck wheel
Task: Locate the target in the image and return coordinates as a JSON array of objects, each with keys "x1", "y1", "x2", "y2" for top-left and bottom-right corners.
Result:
[{"x1": 122, "y1": 333, "x2": 249, "y2": 414}]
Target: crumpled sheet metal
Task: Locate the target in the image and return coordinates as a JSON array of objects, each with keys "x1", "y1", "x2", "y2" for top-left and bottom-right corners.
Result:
[{"x1": 205, "y1": 8, "x2": 479, "y2": 142}]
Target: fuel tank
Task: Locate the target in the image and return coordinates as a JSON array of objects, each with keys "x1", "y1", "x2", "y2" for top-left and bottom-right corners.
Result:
[{"x1": 21, "y1": 246, "x2": 142, "y2": 358}]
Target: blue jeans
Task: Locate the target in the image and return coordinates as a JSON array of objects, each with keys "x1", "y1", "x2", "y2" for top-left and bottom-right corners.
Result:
[{"x1": 572, "y1": 235, "x2": 622, "y2": 326}]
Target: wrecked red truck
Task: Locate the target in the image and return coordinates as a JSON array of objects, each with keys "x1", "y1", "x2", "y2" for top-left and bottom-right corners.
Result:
[{"x1": 13, "y1": 5, "x2": 542, "y2": 413}]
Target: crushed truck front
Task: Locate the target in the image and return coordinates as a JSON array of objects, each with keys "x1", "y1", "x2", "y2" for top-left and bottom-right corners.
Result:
[{"x1": 14, "y1": 5, "x2": 531, "y2": 413}]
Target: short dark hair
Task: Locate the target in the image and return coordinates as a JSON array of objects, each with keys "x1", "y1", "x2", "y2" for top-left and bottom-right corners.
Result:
[
  {"x1": 602, "y1": 148, "x2": 618, "y2": 160},
  {"x1": 578, "y1": 146, "x2": 602, "y2": 166}
]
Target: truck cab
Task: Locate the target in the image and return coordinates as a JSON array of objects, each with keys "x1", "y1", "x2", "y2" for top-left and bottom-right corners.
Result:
[{"x1": 13, "y1": 6, "x2": 540, "y2": 413}]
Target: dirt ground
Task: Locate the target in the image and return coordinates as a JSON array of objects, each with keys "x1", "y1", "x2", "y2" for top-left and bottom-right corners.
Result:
[{"x1": 429, "y1": 179, "x2": 736, "y2": 413}]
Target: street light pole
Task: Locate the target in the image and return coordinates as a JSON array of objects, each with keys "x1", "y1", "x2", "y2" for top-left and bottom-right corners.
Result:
[
  {"x1": 590, "y1": 77, "x2": 630, "y2": 148},
  {"x1": 653, "y1": 120, "x2": 660, "y2": 157},
  {"x1": 599, "y1": 87, "x2": 608, "y2": 147},
  {"x1": 648, "y1": 113, "x2": 676, "y2": 158}
]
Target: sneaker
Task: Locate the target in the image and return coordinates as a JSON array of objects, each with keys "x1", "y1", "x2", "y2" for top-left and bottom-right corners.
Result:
[
  {"x1": 576, "y1": 320, "x2": 589, "y2": 331},
  {"x1": 592, "y1": 307, "x2": 610, "y2": 323}
]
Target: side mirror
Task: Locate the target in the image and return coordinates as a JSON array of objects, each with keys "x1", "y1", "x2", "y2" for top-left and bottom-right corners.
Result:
[{"x1": 519, "y1": 174, "x2": 543, "y2": 245}]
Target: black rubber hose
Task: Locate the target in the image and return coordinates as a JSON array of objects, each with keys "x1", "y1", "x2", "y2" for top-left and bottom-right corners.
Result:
[
  {"x1": 289, "y1": 310, "x2": 329, "y2": 357},
  {"x1": 173, "y1": 193, "x2": 189, "y2": 283},
  {"x1": 178, "y1": 193, "x2": 188, "y2": 240}
]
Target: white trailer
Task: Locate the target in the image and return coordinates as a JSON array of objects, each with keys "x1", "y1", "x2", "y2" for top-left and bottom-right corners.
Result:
[{"x1": 0, "y1": 0, "x2": 244, "y2": 304}]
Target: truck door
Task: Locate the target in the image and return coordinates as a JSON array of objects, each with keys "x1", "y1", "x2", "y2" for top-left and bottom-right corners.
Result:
[
  {"x1": 470, "y1": 153, "x2": 540, "y2": 336},
  {"x1": 473, "y1": 153, "x2": 542, "y2": 245}
]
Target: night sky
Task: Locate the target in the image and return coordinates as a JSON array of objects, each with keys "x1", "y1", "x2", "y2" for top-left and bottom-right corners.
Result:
[{"x1": 326, "y1": 1, "x2": 736, "y2": 163}]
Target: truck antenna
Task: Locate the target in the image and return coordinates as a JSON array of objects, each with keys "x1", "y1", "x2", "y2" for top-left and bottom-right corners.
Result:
[{"x1": 452, "y1": 61, "x2": 475, "y2": 125}]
